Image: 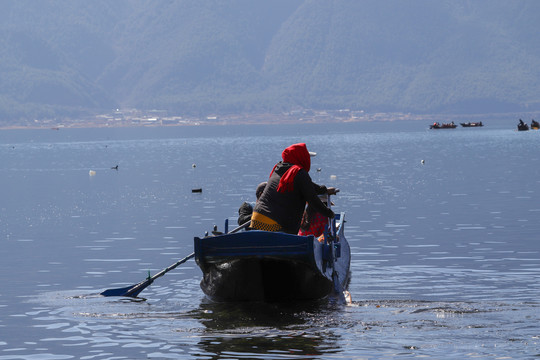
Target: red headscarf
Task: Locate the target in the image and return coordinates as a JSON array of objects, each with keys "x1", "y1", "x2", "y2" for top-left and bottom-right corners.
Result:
[{"x1": 270, "y1": 143, "x2": 311, "y2": 193}]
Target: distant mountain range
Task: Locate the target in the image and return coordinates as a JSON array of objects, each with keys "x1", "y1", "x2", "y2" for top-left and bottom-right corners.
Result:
[{"x1": 1, "y1": 0, "x2": 539, "y2": 124}]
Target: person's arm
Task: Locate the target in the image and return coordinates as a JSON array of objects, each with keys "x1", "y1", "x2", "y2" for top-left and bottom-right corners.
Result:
[
  {"x1": 312, "y1": 182, "x2": 338, "y2": 195},
  {"x1": 298, "y1": 172, "x2": 334, "y2": 219},
  {"x1": 312, "y1": 182, "x2": 327, "y2": 195}
]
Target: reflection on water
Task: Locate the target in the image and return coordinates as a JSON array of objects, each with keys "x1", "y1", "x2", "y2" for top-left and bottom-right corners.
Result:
[
  {"x1": 21, "y1": 292, "x2": 345, "y2": 359},
  {"x1": 1, "y1": 122, "x2": 539, "y2": 359},
  {"x1": 13, "y1": 290, "x2": 538, "y2": 360},
  {"x1": 192, "y1": 301, "x2": 342, "y2": 359}
]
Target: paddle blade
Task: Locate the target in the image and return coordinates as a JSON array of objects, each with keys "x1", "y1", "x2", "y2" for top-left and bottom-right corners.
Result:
[
  {"x1": 100, "y1": 278, "x2": 153, "y2": 298},
  {"x1": 99, "y1": 253, "x2": 195, "y2": 298},
  {"x1": 122, "y1": 278, "x2": 153, "y2": 297},
  {"x1": 100, "y1": 284, "x2": 138, "y2": 297}
]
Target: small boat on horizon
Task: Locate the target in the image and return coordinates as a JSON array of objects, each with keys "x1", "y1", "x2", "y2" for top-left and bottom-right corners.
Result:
[
  {"x1": 460, "y1": 122, "x2": 484, "y2": 127},
  {"x1": 430, "y1": 122, "x2": 457, "y2": 129},
  {"x1": 517, "y1": 119, "x2": 529, "y2": 131}
]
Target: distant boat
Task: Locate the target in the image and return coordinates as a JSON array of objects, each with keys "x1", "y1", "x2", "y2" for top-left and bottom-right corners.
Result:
[
  {"x1": 531, "y1": 120, "x2": 539, "y2": 130},
  {"x1": 430, "y1": 122, "x2": 457, "y2": 129},
  {"x1": 517, "y1": 120, "x2": 529, "y2": 131},
  {"x1": 460, "y1": 122, "x2": 483, "y2": 127}
]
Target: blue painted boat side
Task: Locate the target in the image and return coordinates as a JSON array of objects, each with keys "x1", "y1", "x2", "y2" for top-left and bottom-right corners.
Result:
[
  {"x1": 193, "y1": 212, "x2": 350, "y2": 302},
  {"x1": 194, "y1": 230, "x2": 316, "y2": 266}
]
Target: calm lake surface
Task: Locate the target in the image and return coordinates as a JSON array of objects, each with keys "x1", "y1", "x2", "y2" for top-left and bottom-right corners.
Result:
[{"x1": 0, "y1": 120, "x2": 539, "y2": 359}]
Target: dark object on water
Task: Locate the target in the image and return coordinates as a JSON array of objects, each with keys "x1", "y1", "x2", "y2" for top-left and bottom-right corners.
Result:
[
  {"x1": 430, "y1": 122, "x2": 457, "y2": 129},
  {"x1": 531, "y1": 119, "x2": 539, "y2": 130},
  {"x1": 517, "y1": 119, "x2": 529, "y2": 131},
  {"x1": 194, "y1": 213, "x2": 350, "y2": 302},
  {"x1": 192, "y1": 188, "x2": 202, "y2": 193},
  {"x1": 111, "y1": 165, "x2": 119, "y2": 170},
  {"x1": 460, "y1": 122, "x2": 483, "y2": 127}
]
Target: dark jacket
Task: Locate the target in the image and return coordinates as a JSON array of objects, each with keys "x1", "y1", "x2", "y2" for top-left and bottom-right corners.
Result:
[
  {"x1": 253, "y1": 162, "x2": 334, "y2": 234},
  {"x1": 238, "y1": 202, "x2": 253, "y2": 226}
]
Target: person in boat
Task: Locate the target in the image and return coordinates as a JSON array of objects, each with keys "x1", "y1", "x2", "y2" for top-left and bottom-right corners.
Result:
[
  {"x1": 531, "y1": 119, "x2": 539, "y2": 128},
  {"x1": 237, "y1": 182, "x2": 266, "y2": 226},
  {"x1": 298, "y1": 193, "x2": 334, "y2": 237},
  {"x1": 519, "y1": 119, "x2": 525, "y2": 126},
  {"x1": 251, "y1": 143, "x2": 336, "y2": 234}
]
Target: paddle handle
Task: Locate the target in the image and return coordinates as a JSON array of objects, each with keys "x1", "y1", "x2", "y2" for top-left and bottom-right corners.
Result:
[
  {"x1": 230, "y1": 220, "x2": 250, "y2": 233},
  {"x1": 145, "y1": 252, "x2": 194, "y2": 283},
  {"x1": 148, "y1": 220, "x2": 250, "y2": 281}
]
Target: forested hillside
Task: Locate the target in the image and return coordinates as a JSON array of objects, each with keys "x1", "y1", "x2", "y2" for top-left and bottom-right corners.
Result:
[{"x1": 1, "y1": 0, "x2": 539, "y2": 124}]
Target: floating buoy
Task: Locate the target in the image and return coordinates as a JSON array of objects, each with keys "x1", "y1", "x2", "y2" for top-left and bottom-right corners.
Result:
[
  {"x1": 192, "y1": 188, "x2": 202, "y2": 193},
  {"x1": 421, "y1": 159, "x2": 425, "y2": 164},
  {"x1": 317, "y1": 168, "x2": 322, "y2": 172},
  {"x1": 309, "y1": 151, "x2": 317, "y2": 157},
  {"x1": 192, "y1": 164, "x2": 196, "y2": 168},
  {"x1": 89, "y1": 170, "x2": 96, "y2": 176}
]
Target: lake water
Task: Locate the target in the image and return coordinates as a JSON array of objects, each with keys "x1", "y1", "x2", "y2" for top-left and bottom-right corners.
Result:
[{"x1": 0, "y1": 120, "x2": 539, "y2": 359}]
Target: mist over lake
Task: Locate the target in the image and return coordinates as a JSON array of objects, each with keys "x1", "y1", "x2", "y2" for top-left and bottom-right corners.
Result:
[
  {"x1": 2, "y1": 1, "x2": 540, "y2": 122},
  {"x1": 0, "y1": 120, "x2": 539, "y2": 359}
]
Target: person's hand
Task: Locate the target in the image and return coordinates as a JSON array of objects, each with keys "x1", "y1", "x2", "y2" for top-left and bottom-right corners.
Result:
[{"x1": 327, "y1": 187, "x2": 339, "y2": 195}]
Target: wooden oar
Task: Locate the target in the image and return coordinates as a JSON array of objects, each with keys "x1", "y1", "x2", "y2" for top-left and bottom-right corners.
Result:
[{"x1": 100, "y1": 220, "x2": 251, "y2": 297}]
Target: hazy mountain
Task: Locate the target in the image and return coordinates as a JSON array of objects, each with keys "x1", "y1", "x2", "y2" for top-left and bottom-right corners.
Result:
[{"x1": 1, "y1": 0, "x2": 539, "y2": 124}]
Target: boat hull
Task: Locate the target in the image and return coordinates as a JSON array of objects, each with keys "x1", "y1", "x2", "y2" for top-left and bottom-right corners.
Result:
[
  {"x1": 199, "y1": 257, "x2": 334, "y2": 301},
  {"x1": 194, "y1": 219, "x2": 350, "y2": 302},
  {"x1": 430, "y1": 124, "x2": 457, "y2": 129},
  {"x1": 460, "y1": 122, "x2": 483, "y2": 127}
]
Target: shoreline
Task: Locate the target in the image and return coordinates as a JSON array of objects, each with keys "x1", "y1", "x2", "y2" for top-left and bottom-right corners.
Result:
[{"x1": 0, "y1": 111, "x2": 536, "y2": 131}]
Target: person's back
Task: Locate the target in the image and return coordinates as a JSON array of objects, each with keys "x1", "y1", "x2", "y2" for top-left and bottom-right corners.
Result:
[
  {"x1": 251, "y1": 143, "x2": 334, "y2": 234},
  {"x1": 254, "y1": 164, "x2": 320, "y2": 233},
  {"x1": 237, "y1": 182, "x2": 267, "y2": 226}
]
